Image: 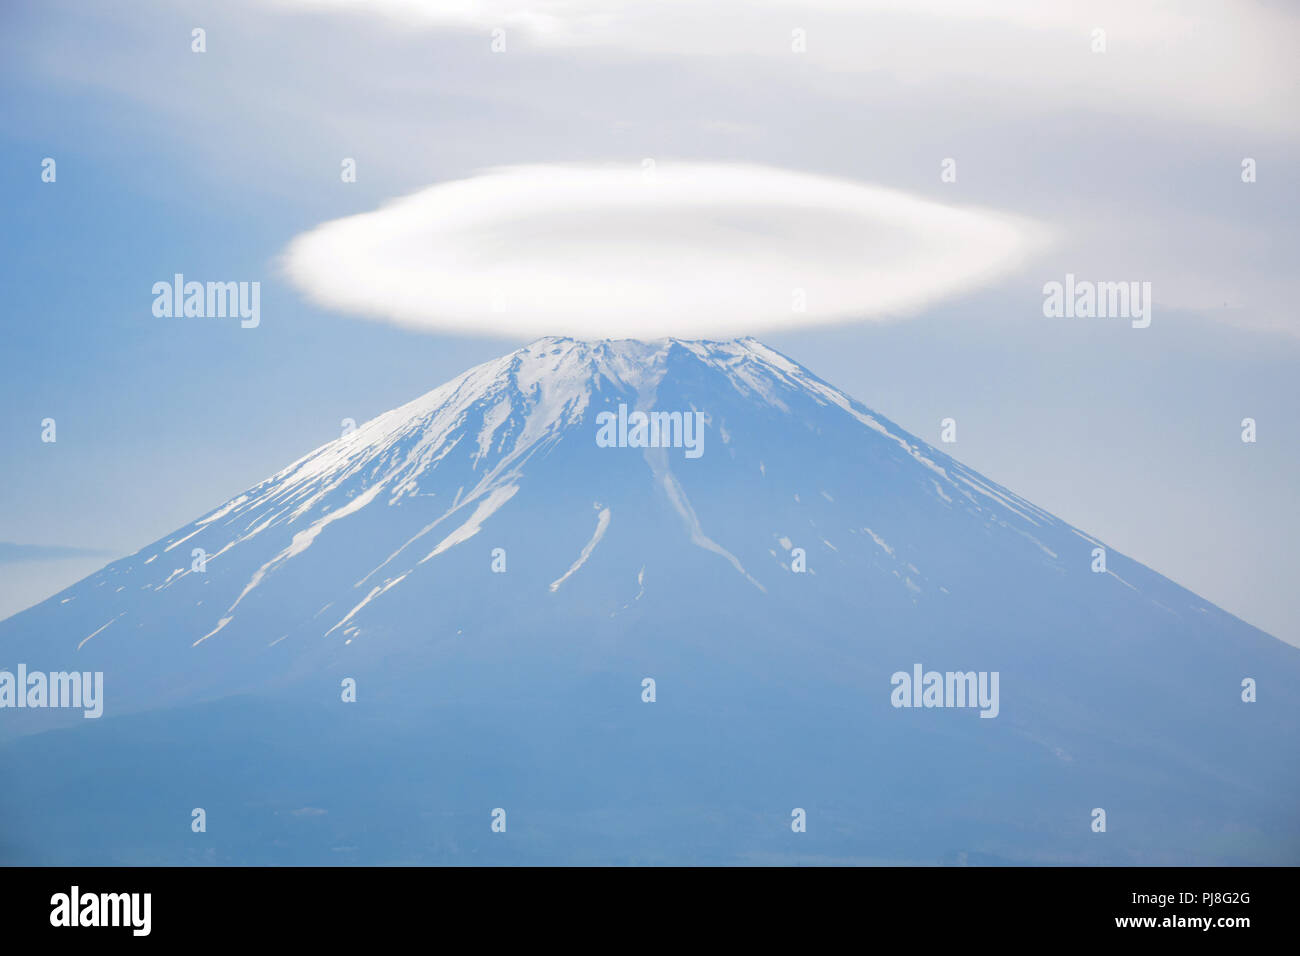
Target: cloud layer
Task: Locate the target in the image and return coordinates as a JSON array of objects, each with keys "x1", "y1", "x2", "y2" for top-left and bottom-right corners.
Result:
[
  {"x1": 0, "y1": 542, "x2": 115, "y2": 564},
  {"x1": 280, "y1": 0, "x2": 1300, "y2": 137},
  {"x1": 281, "y1": 162, "x2": 1043, "y2": 338}
]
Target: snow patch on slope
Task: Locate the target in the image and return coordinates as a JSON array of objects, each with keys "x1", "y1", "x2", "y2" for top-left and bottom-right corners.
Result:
[
  {"x1": 550, "y1": 506, "x2": 611, "y2": 592},
  {"x1": 421, "y1": 484, "x2": 519, "y2": 562}
]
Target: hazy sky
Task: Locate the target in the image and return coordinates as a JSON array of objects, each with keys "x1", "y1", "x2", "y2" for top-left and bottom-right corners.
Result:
[{"x1": 1, "y1": 0, "x2": 1297, "y2": 644}]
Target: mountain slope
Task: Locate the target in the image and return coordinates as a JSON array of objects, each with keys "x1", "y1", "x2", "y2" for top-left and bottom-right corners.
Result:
[{"x1": 2, "y1": 336, "x2": 1297, "y2": 865}]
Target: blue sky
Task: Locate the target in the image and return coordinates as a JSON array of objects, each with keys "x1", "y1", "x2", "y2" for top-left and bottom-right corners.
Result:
[{"x1": 1, "y1": 0, "x2": 1297, "y2": 644}]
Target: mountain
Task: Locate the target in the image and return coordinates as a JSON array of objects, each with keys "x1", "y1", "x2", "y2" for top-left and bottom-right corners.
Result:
[{"x1": 2, "y1": 336, "x2": 1297, "y2": 865}]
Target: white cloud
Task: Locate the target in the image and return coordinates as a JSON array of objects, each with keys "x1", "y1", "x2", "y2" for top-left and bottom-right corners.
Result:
[
  {"x1": 276, "y1": 0, "x2": 1300, "y2": 137},
  {"x1": 280, "y1": 162, "x2": 1044, "y2": 338}
]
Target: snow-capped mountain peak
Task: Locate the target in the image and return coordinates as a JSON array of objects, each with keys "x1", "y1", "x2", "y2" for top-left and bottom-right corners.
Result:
[{"x1": 3, "y1": 336, "x2": 1297, "y2": 866}]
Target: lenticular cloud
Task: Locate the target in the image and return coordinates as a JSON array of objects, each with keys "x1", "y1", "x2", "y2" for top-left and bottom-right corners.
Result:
[{"x1": 281, "y1": 162, "x2": 1042, "y2": 338}]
